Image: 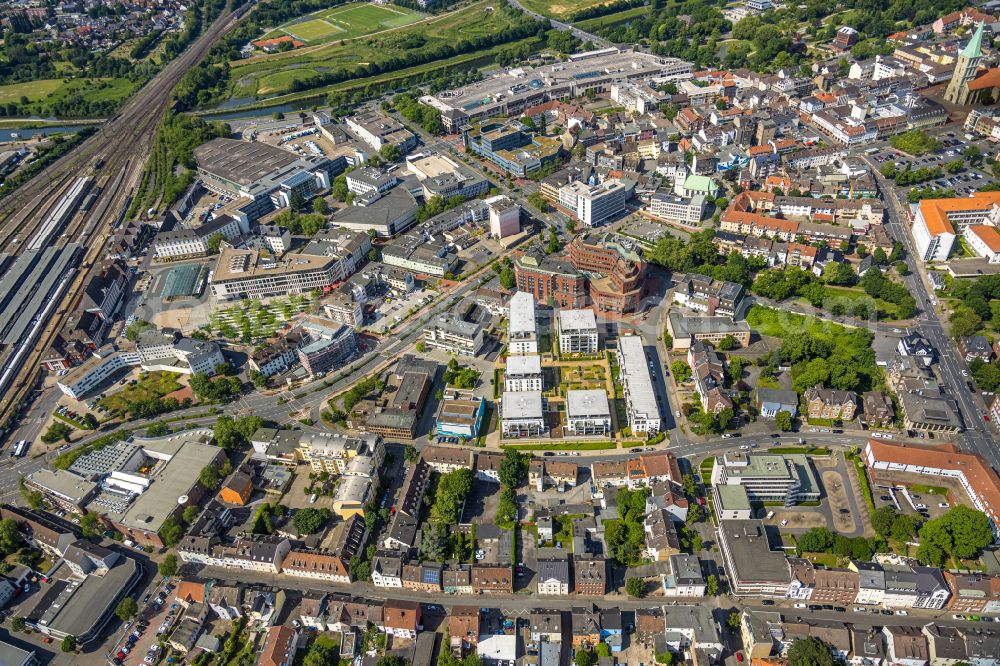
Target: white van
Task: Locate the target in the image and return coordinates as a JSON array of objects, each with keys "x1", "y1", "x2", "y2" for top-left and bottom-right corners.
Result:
[{"x1": 309, "y1": 493, "x2": 318, "y2": 504}]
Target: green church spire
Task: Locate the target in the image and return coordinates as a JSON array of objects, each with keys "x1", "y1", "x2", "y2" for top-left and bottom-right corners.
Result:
[{"x1": 961, "y1": 21, "x2": 985, "y2": 59}]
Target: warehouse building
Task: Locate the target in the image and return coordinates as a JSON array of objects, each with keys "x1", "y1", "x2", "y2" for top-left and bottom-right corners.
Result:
[{"x1": 193, "y1": 139, "x2": 332, "y2": 223}]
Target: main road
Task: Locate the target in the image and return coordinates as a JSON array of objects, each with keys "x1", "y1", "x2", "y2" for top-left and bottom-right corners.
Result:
[{"x1": 867, "y1": 160, "x2": 997, "y2": 466}]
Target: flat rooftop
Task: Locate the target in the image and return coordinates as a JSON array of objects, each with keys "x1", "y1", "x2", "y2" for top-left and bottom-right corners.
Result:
[
  {"x1": 211, "y1": 247, "x2": 334, "y2": 284},
  {"x1": 715, "y1": 484, "x2": 751, "y2": 511},
  {"x1": 505, "y1": 354, "x2": 542, "y2": 376},
  {"x1": 558, "y1": 308, "x2": 598, "y2": 333},
  {"x1": 617, "y1": 335, "x2": 659, "y2": 418},
  {"x1": 509, "y1": 291, "x2": 537, "y2": 336},
  {"x1": 194, "y1": 138, "x2": 300, "y2": 186},
  {"x1": 667, "y1": 311, "x2": 750, "y2": 336},
  {"x1": 719, "y1": 519, "x2": 791, "y2": 585},
  {"x1": 502, "y1": 391, "x2": 544, "y2": 420},
  {"x1": 566, "y1": 389, "x2": 611, "y2": 419}
]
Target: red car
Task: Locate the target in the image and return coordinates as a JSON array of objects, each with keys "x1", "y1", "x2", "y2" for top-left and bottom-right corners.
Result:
[{"x1": 736, "y1": 652, "x2": 744, "y2": 663}]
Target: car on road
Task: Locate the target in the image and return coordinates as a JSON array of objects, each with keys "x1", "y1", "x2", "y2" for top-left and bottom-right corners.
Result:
[
  {"x1": 794, "y1": 603, "x2": 807, "y2": 609},
  {"x1": 722, "y1": 433, "x2": 740, "y2": 438},
  {"x1": 780, "y1": 519, "x2": 788, "y2": 526}
]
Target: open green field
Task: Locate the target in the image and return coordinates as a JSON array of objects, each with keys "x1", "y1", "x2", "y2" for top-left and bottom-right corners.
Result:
[
  {"x1": 230, "y1": 2, "x2": 530, "y2": 100},
  {"x1": 268, "y1": 3, "x2": 426, "y2": 45},
  {"x1": 98, "y1": 372, "x2": 183, "y2": 417},
  {"x1": 519, "y1": 0, "x2": 621, "y2": 19},
  {"x1": 0, "y1": 80, "x2": 64, "y2": 104},
  {"x1": 574, "y1": 4, "x2": 646, "y2": 29}
]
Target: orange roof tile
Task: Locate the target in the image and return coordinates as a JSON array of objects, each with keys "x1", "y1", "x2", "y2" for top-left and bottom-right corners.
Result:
[
  {"x1": 865, "y1": 440, "x2": 1000, "y2": 523},
  {"x1": 918, "y1": 191, "x2": 1000, "y2": 237},
  {"x1": 968, "y1": 225, "x2": 1000, "y2": 253},
  {"x1": 968, "y1": 67, "x2": 1000, "y2": 91}
]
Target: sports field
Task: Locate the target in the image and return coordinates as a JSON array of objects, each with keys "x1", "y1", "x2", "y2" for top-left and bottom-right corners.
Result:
[{"x1": 275, "y1": 3, "x2": 426, "y2": 45}]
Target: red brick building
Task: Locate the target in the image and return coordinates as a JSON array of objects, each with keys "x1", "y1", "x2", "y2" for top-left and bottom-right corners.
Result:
[
  {"x1": 567, "y1": 233, "x2": 646, "y2": 313},
  {"x1": 514, "y1": 253, "x2": 586, "y2": 308}
]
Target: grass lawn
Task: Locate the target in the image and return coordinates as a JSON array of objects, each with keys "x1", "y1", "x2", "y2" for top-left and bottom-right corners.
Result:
[
  {"x1": 909, "y1": 484, "x2": 949, "y2": 495},
  {"x1": 801, "y1": 551, "x2": 843, "y2": 568},
  {"x1": 699, "y1": 456, "x2": 716, "y2": 480},
  {"x1": 817, "y1": 285, "x2": 906, "y2": 320},
  {"x1": 503, "y1": 441, "x2": 616, "y2": 451},
  {"x1": 768, "y1": 446, "x2": 832, "y2": 455},
  {"x1": 0, "y1": 79, "x2": 64, "y2": 104},
  {"x1": 286, "y1": 18, "x2": 346, "y2": 42},
  {"x1": 97, "y1": 372, "x2": 184, "y2": 417},
  {"x1": 574, "y1": 4, "x2": 647, "y2": 28}
]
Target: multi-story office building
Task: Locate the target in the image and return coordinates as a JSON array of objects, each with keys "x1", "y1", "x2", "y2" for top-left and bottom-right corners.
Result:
[
  {"x1": 462, "y1": 119, "x2": 563, "y2": 178},
  {"x1": 567, "y1": 233, "x2": 646, "y2": 313},
  {"x1": 210, "y1": 248, "x2": 339, "y2": 300},
  {"x1": 558, "y1": 309, "x2": 599, "y2": 355},
  {"x1": 405, "y1": 152, "x2": 489, "y2": 201},
  {"x1": 508, "y1": 291, "x2": 538, "y2": 355},
  {"x1": 424, "y1": 315, "x2": 483, "y2": 356},
  {"x1": 911, "y1": 192, "x2": 1000, "y2": 262},
  {"x1": 648, "y1": 191, "x2": 705, "y2": 224},
  {"x1": 710, "y1": 452, "x2": 820, "y2": 506},
  {"x1": 515, "y1": 252, "x2": 587, "y2": 309},
  {"x1": 558, "y1": 179, "x2": 627, "y2": 227},
  {"x1": 296, "y1": 321, "x2": 357, "y2": 376},
  {"x1": 616, "y1": 335, "x2": 661, "y2": 433},
  {"x1": 345, "y1": 110, "x2": 417, "y2": 153},
  {"x1": 487, "y1": 196, "x2": 521, "y2": 239}
]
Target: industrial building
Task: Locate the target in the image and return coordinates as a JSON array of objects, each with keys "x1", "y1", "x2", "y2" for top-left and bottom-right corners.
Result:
[{"x1": 193, "y1": 139, "x2": 333, "y2": 223}]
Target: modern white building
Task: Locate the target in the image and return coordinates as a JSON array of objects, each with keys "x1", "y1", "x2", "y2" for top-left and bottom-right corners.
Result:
[
  {"x1": 487, "y1": 195, "x2": 521, "y2": 239},
  {"x1": 508, "y1": 291, "x2": 538, "y2": 354},
  {"x1": 565, "y1": 389, "x2": 612, "y2": 437},
  {"x1": 57, "y1": 347, "x2": 139, "y2": 400},
  {"x1": 911, "y1": 192, "x2": 1000, "y2": 262},
  {"x1": 616, "y1": 335, "x2": 661, "y2": 433},
  {"x1": 649, "y1": 191, "x2": 705, "y2": 224},
  {"x1": 964, "y1": 224, "x2": 1000, "y2": 263},
  {"x1": 558, "y1": 309, "x2": 599, "y2": 355},
  {"x1": 558, "y1": 179, "x2": 627, "y2": 227},
  {"x1": 501, "y1": 391, "x2": 546, "y2": 439},
  {"x1": 423, "y1": 315, "x2": 484, "y2": 356},
  {"x1": 504, "y1": 354, "x2": 543, "y2": 393}
]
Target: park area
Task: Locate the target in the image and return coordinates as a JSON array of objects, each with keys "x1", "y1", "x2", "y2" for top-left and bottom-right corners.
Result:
[
  {"x1": 271, "y1": 3, "x2": 427, "y2": 44},
  {"x1": 229, "y1": 1, "x2": 536, "y2": 99},
  {"x1": 0, "y1": 77, "x2": 134, "y2": 114},
  {"x1": 518, "y1": 0, "x2": 626, "y2": 19}
]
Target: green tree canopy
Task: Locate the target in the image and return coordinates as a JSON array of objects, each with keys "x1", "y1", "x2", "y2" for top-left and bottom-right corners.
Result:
[{"x1": 787, "y1": 637, "x2": 835, "y2": 666}]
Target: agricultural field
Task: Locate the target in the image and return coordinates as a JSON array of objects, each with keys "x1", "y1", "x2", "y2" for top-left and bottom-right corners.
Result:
[
  {"x1": 0, "y1": 80, "x2": 64, "y2": 104},
  {"x1": 229, "y1": 1, "x2": 530, "y2": 100},
  {"x1": 268, "y1": 3, "x2": 427, "y2": 45}
]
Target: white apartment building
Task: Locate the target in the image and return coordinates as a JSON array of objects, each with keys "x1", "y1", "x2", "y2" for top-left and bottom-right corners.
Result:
[
  {"x1": 558, "y1": 309, "x2": 599, "y2": 355},
  {"x1": 501, "y1": 391, "x2": 546, "y2": 439},
  {"x1": 323, "y1": 293, "x2": 364, "y2": 328},
  {"x1": 565, "y1": 389, "x2": 612, "y2": 437},
  {"x1": 508, "y1": 291, "x2": 538, "y2": 354},
  {"x1": 557, "y1": 179, "x2": 627, "y2": 227},
  {"x1": 504, "y1": 354, "x2": 543, "y2": 392},
  {"x1": 424, "y1": 315, "x2": 483, "y2": 356},
  {"x1": 57, "y1": 347, "x2": 139, "y2": 400},
  {"x1": 616, "y1": 335, "x2": 661, "y2": 433}
]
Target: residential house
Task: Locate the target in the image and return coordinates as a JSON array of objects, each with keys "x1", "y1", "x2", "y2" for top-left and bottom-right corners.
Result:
[
  {"x1": 803, "y1": 384, "x2": 857, "y2": 421},
  {"x1": 383, "y1": 600, "x2": 421, "y2": 639}
]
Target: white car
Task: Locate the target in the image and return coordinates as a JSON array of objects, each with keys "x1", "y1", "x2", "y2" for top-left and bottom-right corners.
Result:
[
  {"x1": 794, "y1": 603, "x2": 807, "y2": 609},
  {"x1": 963, "y1": 370, "x2": 969, "y2": 377},
  {"x1": 895, "y1": 610, "x2": 908, "y2": 616},
  {"x1": 853, "y1": 607, "x2": 867, "y2": 613},
  {"x1": 939, "y1": 502, "x2": 950, "y2": 508},
  {"x1": 780, "y1": 519, "x2": 789, "y2": 526}
]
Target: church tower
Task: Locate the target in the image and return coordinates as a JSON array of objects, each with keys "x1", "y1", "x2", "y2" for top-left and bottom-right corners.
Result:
[{"x1": 945, "y1": 22, "x2": 985, "y2": 105}]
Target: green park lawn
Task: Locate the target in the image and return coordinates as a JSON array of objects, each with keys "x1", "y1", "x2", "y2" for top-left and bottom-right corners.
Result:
[{"x1": 0, "y1": 80, "x2": 64, "y2": 104}]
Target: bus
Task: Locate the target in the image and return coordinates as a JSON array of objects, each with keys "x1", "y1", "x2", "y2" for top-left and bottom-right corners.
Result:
[{"x1": 12, "y1": 440, "x2": 28, "y2": 457}]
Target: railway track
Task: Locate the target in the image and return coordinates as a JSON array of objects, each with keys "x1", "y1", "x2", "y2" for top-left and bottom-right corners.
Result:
[{"x1": 0, "y1": 5, "x2": 254, "y2": 429}]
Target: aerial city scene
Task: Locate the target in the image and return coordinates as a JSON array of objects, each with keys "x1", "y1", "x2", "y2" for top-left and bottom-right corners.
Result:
[{"x1": 6, "y1": 0, "x2": 1000, "y2": 664}]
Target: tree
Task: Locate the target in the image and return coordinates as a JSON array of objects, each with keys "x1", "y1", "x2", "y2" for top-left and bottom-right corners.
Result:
[
  {"x1": 656, "y1": 650, "x2": 674, "y2": 665},
  {"x1": 82, "y1": 413, "x2": 98, "y2": 429},
  {"x1": 368, "y1": 247, "x2": 379, "y2": 262},
  {"x1": 200, "y1": 465, "x2": 220, "y2": 489},
  {"x1": 871, "y1": 506, "x2": 897, "y2": 538},
  {"x1": 787, "y1": 637, "x2": 836, "y2": 666},
  {"x1": 249, "y1": 370, "x2": 267, "y2": 388},
  {"x1": 160, "y1": 516, "x2": 184, "y2": 547},
  {"x1": 293, "y1": 507, "x2": 332, "y2": 535},
  {"x1": 303, "y1": 634, "x2": 340, "y2": 666},
  {"x1": 159, "y1": 553, "x2": 178, "y2": 577},
  {"x1": 497, "y1": 485, "x2": 518, "y2": 528},
  {"x1": 625, "y1": 577, "x2": 645, "y2": 598},
  {"x1": 332, "y1": 174, "x2": 349, "y2": 201},
  {"x1": 379, "y1": 144, "x2": 401, "y2": 162},
  {"x1": 681, "y1": 473, "x2": 698, "y2": 498},
  {"x1": 727, "y1": 611, "x2": 741, "y2": 629},
  {"x1": 670, "y1": 361, "x2": 692, "y2": 383},
  {"x1": 147, "y1": 421, "x2": 169, "y2": 437},
  {"x1": 11, "y1": 617, "x2": 25, "y2": 632},
  {"x1": 79, "y1": 513, "x2": 100, "y2": 538},
  {"x1": 706, "y1": 574, "x2": 719, "y2": 595},
  {"x1": 206, "y1": 232, "x2": 225, "y2": 253},
  {"x1": 498, "y1": 449, "x2": 529, "y2": 487},
  {"x1": 61, "y1": 636, "x2": 77, "y2": 653},
  {"x1": 775, "y1": 410, "x2": 793, "y2": 432},
  {"x1": 183, "y1": 505, "x2": 200, "y2": 524},
  {"x1": 575, "y1": 649, "x2": 596, "y2": 666},
  {"x1": 312, "y1": 197, "x2": 329, "y2": 215},
  {"x1": 116, "y1": 597, "x2": 138, "y2": 622},
  {"x1": 918, "y1": 505, "x2": 993, "y2": 562},
  {"x1": 377, "y1": 658, "x2": 407, "y2": 666},
  {"x1": 718, "y1": 334, "x2": 736, "y2": 351},
  {"x1": 596, "y1": 643, "x2": 611, "y2": 658}
]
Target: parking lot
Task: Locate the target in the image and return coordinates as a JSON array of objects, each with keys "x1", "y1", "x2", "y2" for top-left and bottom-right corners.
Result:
[{"x1": 873, "y1": 130, "x2": 996, "y2": 199}]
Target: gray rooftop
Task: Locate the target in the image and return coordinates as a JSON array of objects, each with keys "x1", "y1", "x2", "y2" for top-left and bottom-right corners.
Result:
[
  {"x1": 566, "y1": 389, "x2": 611, "y2": 420},
  {"x1": 502, "y1": 391, "x2": 544, "y2": 420},
  {"x1": 558, "y1": 308, "x2": 598, "y2": 334}
]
